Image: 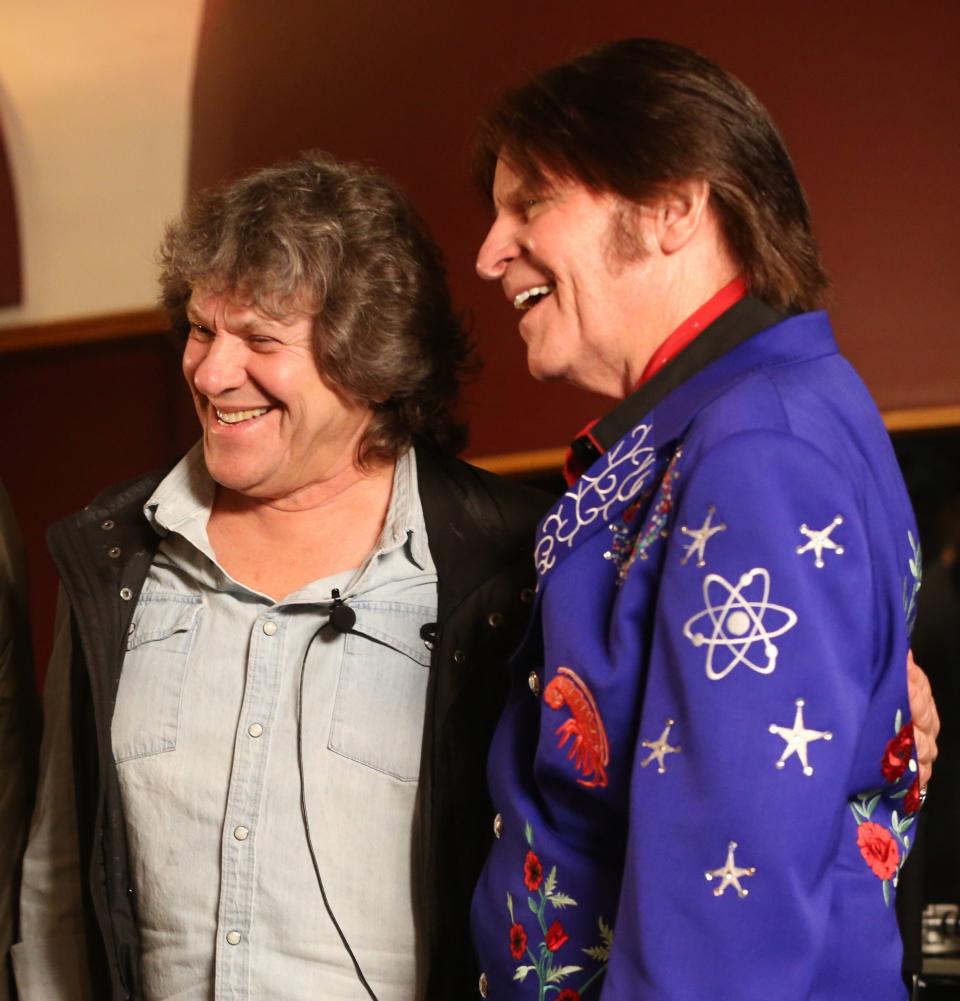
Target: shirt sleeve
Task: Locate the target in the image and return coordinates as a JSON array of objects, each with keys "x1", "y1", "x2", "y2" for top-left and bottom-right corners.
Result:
[
  {"x1": 602, "y1": 428, "x2": 909, "y2": 999},
  {"x1": 12, "y1": 589, "x2": 94, "y2": 1001}
]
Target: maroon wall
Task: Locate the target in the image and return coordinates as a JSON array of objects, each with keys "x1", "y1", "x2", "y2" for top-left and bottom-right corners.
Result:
[
  {"x1": 189, "y1": 0, "x2": 960, "y2": 458},
  {"x1": 4, "y1": 2, "x2": 957, "y2": 671}
]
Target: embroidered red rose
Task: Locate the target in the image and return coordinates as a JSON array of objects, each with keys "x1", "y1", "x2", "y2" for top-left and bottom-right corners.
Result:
[
  {"x1": 882, "y1": 723, "x2": 914, "y2": 783},
  {"x1": 857, "y1": 821, "x2": 899, "y2": 880},
  {"x1": 509, "y1": 922, "x2": 528, "y2": 960},
  {"x1": 523, "y1": 850, "x2": 543, "y2": 891},
  {"x1": 545, "y1": 919, "x2": 569, "y2": 952},
  {"x1": 557, "y1": 991, "x2": 582, "y2": 1001},
  {"x1": 904, "y1": 777, "x2": 922, "y2": 814}
]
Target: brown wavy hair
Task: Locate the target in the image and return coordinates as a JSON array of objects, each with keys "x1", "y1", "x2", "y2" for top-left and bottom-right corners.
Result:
[
  {"x1": 159, "y1": 151, "x2": 473, "y2": 461},
  {"x1": 474, "y1": 39, "x2": 828, "y2": 313}
]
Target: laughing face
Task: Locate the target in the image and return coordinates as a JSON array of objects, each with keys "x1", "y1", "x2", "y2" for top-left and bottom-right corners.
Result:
[
  {"x1": 476, "y1": 157, "x2": 673, "y2": 399},
  {"x1": 182, "y1": 290, "x2": 373, "y2": 503}
]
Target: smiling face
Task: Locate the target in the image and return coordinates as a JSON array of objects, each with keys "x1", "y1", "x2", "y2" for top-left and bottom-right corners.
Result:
[
  {"x1": 182, "y1": 290, "x2": 374, "y2": 504},
  {"x1": 476, "y1": 158, "x2": 683, "y2": 399}
]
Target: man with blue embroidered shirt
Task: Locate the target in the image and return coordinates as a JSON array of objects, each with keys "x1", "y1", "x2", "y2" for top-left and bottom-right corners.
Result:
[
  {"x1": 470, "y1": 39, "x2": 933, "y2": 1000},
  {"x1": 14, "y1": 154, "x2": 546, "y2": 1001}
]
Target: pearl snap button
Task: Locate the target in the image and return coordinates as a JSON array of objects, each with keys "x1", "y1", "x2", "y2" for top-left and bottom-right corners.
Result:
[
  {"x1": 226, "y1": 930, "x2": 241, "y2": 945},
  {"x1": 234, "y1": 826, "x2": 249, "y2": 841},
  {"x1": 248, "y1": 722, "x2": 264, "y2": 738},
  {"x1": 262, "y1": 621, "x2": 278, "y2": 636}
]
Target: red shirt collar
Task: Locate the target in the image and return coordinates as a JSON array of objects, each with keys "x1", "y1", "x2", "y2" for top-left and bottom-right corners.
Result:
[{"x1": 638, "y1": 276, "x2": 747, "y2": 386}]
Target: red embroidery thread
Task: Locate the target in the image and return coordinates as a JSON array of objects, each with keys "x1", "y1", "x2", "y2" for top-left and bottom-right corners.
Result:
[
  {"x1": 544, "y1": 666, "x2": 610, "y2": 789},
  {"x1": 857, "y1": 821, "x2": 899, "y2": 880}
]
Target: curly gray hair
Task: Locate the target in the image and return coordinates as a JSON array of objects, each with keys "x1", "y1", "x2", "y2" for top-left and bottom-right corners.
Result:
[{"x1": 159, "y1": 151, "x2": 473, "y2": 461}]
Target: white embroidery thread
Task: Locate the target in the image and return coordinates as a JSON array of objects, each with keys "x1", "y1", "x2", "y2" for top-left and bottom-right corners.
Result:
[
  {"x1": 768, "y1": 698, "x2": 833, "y2": 775},
  {"x1": 683, "y1": 568, "x2": 798, "y2": 680},
  {"x1": 535, "y1": 423, "x2": 656, "y2": 575},
  {"x1": 705, "y1": 841, "x2": 756, "y2": 898},
  {"x1": 680, "y1": 506, "x2": 726, "y2": 567},
  {"x1": 796, "y1": 515, "x2": 845, "y2": 568}
]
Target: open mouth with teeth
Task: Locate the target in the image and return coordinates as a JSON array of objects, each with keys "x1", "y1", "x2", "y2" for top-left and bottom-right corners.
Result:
[
  {"x1": 215, "y1": 406, "x2": 272, "y2": 425},
  {"x1": 513, "y1": 284, "x2": 555, "y2": 311}
]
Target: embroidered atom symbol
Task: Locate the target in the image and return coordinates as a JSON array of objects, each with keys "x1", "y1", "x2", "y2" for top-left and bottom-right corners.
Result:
[{"x1": 682, "y1": 568, "x2": 798, "y2": 680}]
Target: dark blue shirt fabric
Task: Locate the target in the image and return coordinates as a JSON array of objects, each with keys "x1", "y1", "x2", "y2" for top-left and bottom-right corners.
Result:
[{"x1": 473, "y1": 310, "x2": 917, "y2": 1001}]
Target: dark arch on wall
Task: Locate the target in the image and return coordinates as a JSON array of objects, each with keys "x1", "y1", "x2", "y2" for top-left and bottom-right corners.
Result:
[{"x1": 0, "y1": 105, "x2": 22, "y2": 307}]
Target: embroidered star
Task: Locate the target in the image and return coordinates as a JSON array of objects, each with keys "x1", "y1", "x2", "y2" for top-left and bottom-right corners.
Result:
[
  {"x1": 769, "y1": 698, "x2": 833, "y2": 776},
  {"x1": 640, "y1": 718, "x2": 681, "y2": 773},
  {"x1": 796, "y1": 515, "x2": 845, "y2": 568},
  {"x1": 680, "y1": 506, "x2": 726, "y2": 566},
  {"x1": 705, "y1": 841, "x2": 756, "y2": 898}
]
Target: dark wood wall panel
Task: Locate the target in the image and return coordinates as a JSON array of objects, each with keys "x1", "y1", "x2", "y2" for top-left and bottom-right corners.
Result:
[
  {"x1": 189, "y1": 0, "x2": 960, "y2": 459},
  {"x1": 0, "y1": 337, "x2": 195, "y2": 674},
  {"x1": 0, "y1": 106, "x2": 22, "y2": 307}
]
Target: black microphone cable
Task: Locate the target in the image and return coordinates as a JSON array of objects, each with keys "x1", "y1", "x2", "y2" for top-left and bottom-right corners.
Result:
[{"x1": 296, "y1": 590, "x2": 381, "y2": 1001}]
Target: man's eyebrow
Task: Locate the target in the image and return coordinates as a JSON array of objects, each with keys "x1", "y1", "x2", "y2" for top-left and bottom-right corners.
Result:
[
  {"x1": 185, "y1": 305, "x2": 211, "y2": 328},
  {"x1": 499, "y1": 175, "x2": 554, "y2": 210},
  {"x1": 184, "y1": 309, "x2": 266, "y2": 334},
  {"x1": 493, "y1": 180, "x2": 532, "y2": 212}
]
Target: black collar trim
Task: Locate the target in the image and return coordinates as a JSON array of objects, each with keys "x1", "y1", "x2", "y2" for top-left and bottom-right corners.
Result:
[{"x1": 570, "y1": 296, "x2": 785, "y2": 469}]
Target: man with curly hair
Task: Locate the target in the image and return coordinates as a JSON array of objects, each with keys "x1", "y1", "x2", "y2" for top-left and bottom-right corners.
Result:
[{"x1": 14, "y1": 153, "x2": 546, "y2": 1001}]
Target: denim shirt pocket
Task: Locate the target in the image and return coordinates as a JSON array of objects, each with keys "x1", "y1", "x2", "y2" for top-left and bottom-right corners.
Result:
[
  {"x1": 112, "y1": 591, "x2": 203, "y2": 763},
  {"x1": 327, "y1": 601, "x2": 432, "y2": 782}
]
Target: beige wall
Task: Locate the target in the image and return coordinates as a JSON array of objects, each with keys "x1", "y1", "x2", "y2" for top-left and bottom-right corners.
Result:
[{"x1": 0, "y1": 0, "x2": 204, "y2": 325}]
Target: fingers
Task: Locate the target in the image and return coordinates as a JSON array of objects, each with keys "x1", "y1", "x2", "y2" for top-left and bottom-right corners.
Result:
[
  {"x1": 907, "y1": 653, "x2": 940, "y2": 789},
  {"x1": 915, "y1": 728, "x2": 933, "y2": 788},
  {"x1": 908, "y1": 657, "x2": 941, "y2": 739}
]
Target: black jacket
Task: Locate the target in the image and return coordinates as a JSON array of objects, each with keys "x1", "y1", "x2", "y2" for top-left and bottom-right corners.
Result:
[{"x1": 46, "y1": 443, "x2": 549, "y2": 1001}]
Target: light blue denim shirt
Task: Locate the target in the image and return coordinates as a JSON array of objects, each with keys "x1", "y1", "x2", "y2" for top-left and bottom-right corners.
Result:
[{"x1": 17, "y1": 444, "x2": 437, "y2": 1001}]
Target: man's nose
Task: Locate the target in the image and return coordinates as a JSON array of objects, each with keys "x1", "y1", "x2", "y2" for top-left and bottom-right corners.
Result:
[
  {"x1": 189, "y1": 335, "x2": 246, "y2": 398},
  {"x1": 476, "y1": 216, "x2": 519, "y2": 281}
]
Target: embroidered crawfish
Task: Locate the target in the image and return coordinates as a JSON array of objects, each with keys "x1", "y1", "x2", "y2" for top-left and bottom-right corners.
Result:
[{"x1": 543, "y1": 666, "x2": 610, "y2": 788}]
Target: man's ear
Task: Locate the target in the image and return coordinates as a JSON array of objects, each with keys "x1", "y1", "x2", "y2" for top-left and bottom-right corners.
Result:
[{"x1": 655, "y1": 178, "x2": 711, "y2": 254}]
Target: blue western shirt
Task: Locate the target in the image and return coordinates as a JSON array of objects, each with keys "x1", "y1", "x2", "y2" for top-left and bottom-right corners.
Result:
[{"x1": 472, "y1": 310, "x2": 918, "y2": 1000}]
